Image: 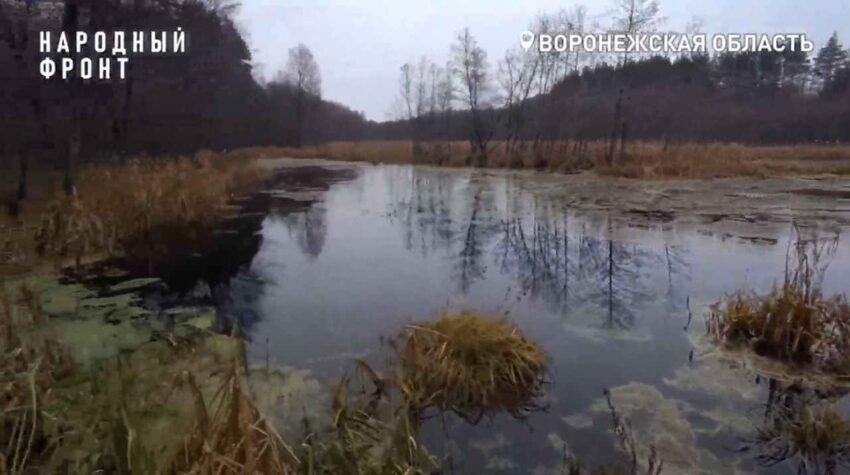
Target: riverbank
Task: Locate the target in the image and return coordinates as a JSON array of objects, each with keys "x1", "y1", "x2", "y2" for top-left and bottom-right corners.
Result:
[{"x1": 236, "y1": 141, "x2": 850, "y2": 179}]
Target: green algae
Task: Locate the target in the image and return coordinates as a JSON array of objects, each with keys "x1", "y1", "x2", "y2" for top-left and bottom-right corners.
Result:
[{"x1": 106, "y1": 277, "x2": 164, "y2": 294}]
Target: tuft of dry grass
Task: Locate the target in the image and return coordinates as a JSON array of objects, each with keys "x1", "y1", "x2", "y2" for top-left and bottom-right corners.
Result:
[
  {"x1": 397, "y1": 311, "x2": 548, "y2": 423},
  {"x1": 706, "y1": 232, "x2": 850, "y2": 370}
]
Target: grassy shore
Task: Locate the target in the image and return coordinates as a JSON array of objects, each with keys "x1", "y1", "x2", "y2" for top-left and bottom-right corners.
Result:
[
  {"x1": 237, "y1": 140, "x2": 850, "y2": 179},
  {"x1": 2, "y1": 150, "x2": 270, "y2": 276}
]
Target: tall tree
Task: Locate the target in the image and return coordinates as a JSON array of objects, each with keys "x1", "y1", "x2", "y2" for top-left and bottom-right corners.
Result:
[
  {"x1": 281, "y1": 44, "x2": 321, "y2": 146},
  {"x1": 612, "y1": 0, "x2": 662, "y2": 65},
  {"x1": 451, "y1": 27, "x2": 491, "y2": 166},
  {"x1": 814, "y1": 32, "x2": 848, "y2": 93}
]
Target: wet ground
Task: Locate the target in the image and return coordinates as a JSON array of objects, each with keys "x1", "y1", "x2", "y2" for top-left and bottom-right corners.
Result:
[{"x1": 201, "y1": 160, "x2": 850, "y2": 474}]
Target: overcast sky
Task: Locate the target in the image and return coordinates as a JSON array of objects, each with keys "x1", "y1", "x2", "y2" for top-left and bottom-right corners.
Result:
[{"x1": 236, "y1": 0, "x2": 849, "y2": 121}]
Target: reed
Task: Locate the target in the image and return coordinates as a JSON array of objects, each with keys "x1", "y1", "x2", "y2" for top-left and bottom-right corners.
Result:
[
  {"x1": 173, "y1": 364, "x2": 299, "y2": 474},
  {"x1": 30, "y1": 151, "x2": 269, "y2": 273},
  {"x1": 242, "y1": 140, "x2": 850, "y2": 178},
  {"x1": 0, "y1": 285, "x2": 73, "y2": 475},
  {"x1": 706, "y1": 232, "x2": 850, "y2": 370},
  {"x1": 299, "y1": 361, "x2": 435, "y2": 474},
  {"x1": 752, "y1": 400, "x2": 850, "y2": 472}
]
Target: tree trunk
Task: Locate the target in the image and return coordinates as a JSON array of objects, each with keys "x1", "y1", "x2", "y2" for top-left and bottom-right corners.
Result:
[
  {"x1": 64, "y1": 109, "x2": 80, "y2": 197},
  {"x1": 295, "y1": 89, "x2": 304, "y2": 148},
  {"x1": 17, "y1": 153, "x2": 28, "y2": 203},
  {"x1": 619, "y1": 121, "x2": 629, "y2": 160},
  {"x1": 607, "y1": 89, "x2": 624, "y2": 166}
]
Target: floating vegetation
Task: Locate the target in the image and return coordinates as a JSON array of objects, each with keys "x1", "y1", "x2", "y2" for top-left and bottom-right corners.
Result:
[
  {"x1": 707, "y1": 231, "x2": 850, "y2": 371},
  {"x1": 0, "y1": 273, "x2": 302, "y2": 474},
  {"x1": 397, "y1": 311, "x2": 548, "y2": 423}
]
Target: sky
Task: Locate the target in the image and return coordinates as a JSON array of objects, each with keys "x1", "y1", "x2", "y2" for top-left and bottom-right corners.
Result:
[{"x1": 236, "y1": 0, "x2": 850, "y2": 121}]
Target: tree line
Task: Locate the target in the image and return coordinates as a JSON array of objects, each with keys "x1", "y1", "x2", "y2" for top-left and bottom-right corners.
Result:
[{"x1": 376, "y1": 0, "x2": 850, "y2": 162}]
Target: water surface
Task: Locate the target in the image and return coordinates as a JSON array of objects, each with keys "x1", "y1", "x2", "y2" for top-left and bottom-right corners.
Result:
[{"x1": 226, "y1": 163, "x2": 850, "y2": 474}]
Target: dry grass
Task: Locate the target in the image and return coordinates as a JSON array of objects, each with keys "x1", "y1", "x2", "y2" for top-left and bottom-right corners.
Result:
[
  {"x1": 1, "y1": 284, "x2": 74, "y2": 474},
  {"x1": 706, "y1": 232, "x2": 850, "y2": 370},
  {"x1": 300, "y1": 361, "x2": 435, "y2": 474},
  {"x1": 173, "y1": 364, "x2": 299, "y2": 474},
  {"x1": 1, "y1": 273, "x2": 297, "y2": 474},
  {"x1": 752, "y1": 400, "x2": 850, "y2": 473},
  {"x1": 396, "y1": 311, "x2": 548, "y2": 423},
  {"x1": 596, "y1": 142, "x2": 850, "y2": 179},
  {"x1": 240, "y1": 140, "x2": 850, "y2": 179},
  {"x1": 2, "y1": 150, "x2": 269, "y2": 276},
  {"x1": 1, "y1": 291, "x2": 297, "y2": 474}
]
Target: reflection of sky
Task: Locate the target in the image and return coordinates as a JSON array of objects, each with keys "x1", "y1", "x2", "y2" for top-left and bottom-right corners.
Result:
[{"x1": 236, "y1": 164, "x2": 850, "y2": 474}]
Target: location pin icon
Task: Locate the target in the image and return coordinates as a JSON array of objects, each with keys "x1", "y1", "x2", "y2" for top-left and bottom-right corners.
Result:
[{"x1": 520, "y1": 31, "x2": 534, "y2": 51}]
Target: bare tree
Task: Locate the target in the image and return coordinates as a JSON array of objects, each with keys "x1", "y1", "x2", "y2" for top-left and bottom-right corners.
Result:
[
  {"x1": 498, "y1": 47, "x2": 538, "y2": 153},
  {"x1": 398, "y1": 63, "x2": 415, "y2": 120},
  {"x1": 398, "y1": 57, "x2": 439, "y2": 161},
  {"x1": 612, "y1": 0, "x2": 662, "y2": 65},
  {"x1": 570, "y1": 5, "x2": 589, "y2": 71},
  {"x1": 451, "y1": 27, "x2": 491, "y2": 166},
  {"x1": 281, "y1": 44, "x2": 321, "y2": 146}
]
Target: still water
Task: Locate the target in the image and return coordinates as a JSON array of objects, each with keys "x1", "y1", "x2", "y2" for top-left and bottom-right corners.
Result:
[{"x1": 222, "y1": 163, "x2": 850, "y2": 474}]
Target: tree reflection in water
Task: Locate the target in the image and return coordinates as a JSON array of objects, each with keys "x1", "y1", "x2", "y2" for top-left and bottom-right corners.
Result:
[
  {"x1": 378, "y1": 167, "x2": 687, "y2": 332},
  {"x1": 280, "y1": 204, "x2": 328, "y2": 259}
]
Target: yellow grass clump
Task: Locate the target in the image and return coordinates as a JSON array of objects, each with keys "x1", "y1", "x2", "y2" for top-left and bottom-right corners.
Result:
[
  {"x1": 397, "y1": 311, "x2": 548, "y2": 423},
  {"x1": 706, "y1": 234, "x2": 850, "y2": 370}
]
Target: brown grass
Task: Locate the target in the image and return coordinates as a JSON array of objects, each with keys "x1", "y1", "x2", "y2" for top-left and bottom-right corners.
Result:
[
  {"x1": 397, "y1": 311, "x2": 548, "y2": 423},
  {"x1": 2, "y1": 150, "x2": 270, "y2": 276},
  {"x1": 301, "y1": 361, "x2": 435, "y2": 474},
  {"x1": 173, "y1": 364, "x2": 299, "y2": 474},
  {"x1": 240, "y1": 140, "x2": 850, "y2": 179},
  {"x1": 1, "y1": 280, "x2": 297, "y2": 474},
  {"x1": 1, "y1": 284, "x2": 74, "y2": 474}
]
